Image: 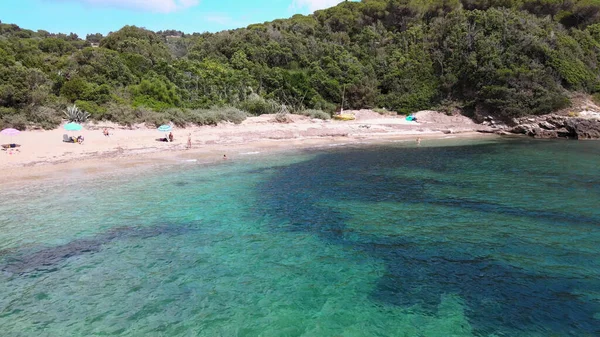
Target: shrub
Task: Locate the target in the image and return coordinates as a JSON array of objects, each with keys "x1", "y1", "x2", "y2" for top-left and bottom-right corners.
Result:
[
  {"x1": 60, "y1": 77, "x2": 91, "y2": 102},
  {"x1": 312, "y1": 100, "x2": 337, "y2": 114},
  {"x1": 162, "y1": 108, "x2": 187, "y2": 127},
  {"x1": 75, "y1": 100, "x2": 106, "y2": 120},
  {"x1": 133, "y1": 106, "x2": 169, "y2": 127},
  {"x1": 26, "y1": 106, "x2": 62, "y2": 129},
  {"x1": 0, "y1": 107, "x2": 16, "y2": 119},
  {"x1": 104, "y1": 103, "x2": 136, "y2": 126},
  {"x1": 436, "y1": 100, "x2": 462, "y2": 116},
  {"x1": 218, "y1": 106, "x2": 248, "y2": 124},
  {"x1": 130, "y1": 77, "x2": 181, "y2": 110},
  {"x1": 0, "y1": 112, "x2": 28, "y2": 130},
  {"x1": 188, "y1": 109, "x2": 219, "y2": 126},
  {"x1": 593, "y1": 93, "x2": 600, "y2": 105},
  {"x1": 30, "y1": 87, "x2": 50, "y2": 106},
  {"x1": 299, "y1": 109, "x2": 330, "y2": 120},
  {"x1": 43, "y1": 94, "x2": 70, "y2": 111},
  {"x1": 187, "y1": 106, "x2": 248, "y2": 126},
  {"x1": 238, "y1": 94, "x2": 280, "y2": 115}
]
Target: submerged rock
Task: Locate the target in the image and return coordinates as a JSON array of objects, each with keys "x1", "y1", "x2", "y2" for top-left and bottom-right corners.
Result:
[{"x1": 0, "y1": 224, "x2": 195, "y2": 275}]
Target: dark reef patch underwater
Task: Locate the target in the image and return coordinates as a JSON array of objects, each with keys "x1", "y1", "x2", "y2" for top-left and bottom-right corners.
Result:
[
  {"x1": 0, "y1": 223, "x2": 196, "y2": 275},
  {"x1": 256, "y1": 139, "x2": 600, "y2": 336}
]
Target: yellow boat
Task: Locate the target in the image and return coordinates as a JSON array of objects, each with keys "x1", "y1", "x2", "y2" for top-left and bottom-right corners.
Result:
[{"x1": 333, "y1": 113, "x2": 355, "y2": 121}]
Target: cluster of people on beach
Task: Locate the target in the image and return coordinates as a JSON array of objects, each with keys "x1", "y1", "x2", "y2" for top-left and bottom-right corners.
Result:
[
  {"x1": 66, "y1": 135, "x2": 84, "y2": 144},
  {"x1": 2, "y1": 144, "x2": 20, "y2": 155},
  {"x1": 60, "y1": 128, "x2": 231, "y2": 160},
  {"x1": 158, "y1": 132, "x2": 175, "y2": 143}
]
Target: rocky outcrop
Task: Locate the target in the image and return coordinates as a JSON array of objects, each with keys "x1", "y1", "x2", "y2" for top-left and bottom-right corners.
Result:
[
  {"x1": 563, "y1": 118, "x2": 600, "y2": 139},
  {"x1": 508, "y1": 115, "x2": 600, "y2": 139}
]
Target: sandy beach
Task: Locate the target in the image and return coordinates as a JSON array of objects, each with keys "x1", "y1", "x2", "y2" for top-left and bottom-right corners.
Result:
[{"x1": 0, "y1": 110, "x2": 491, "y2": 184}]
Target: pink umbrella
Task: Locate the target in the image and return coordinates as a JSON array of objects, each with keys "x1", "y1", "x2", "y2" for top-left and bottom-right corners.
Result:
[
  {"x1": 0, "y1": 128, "x2": 20, "y2": 136},
  {"x1": 0, "y1": 129, "x2": 21, "y2": 136},
  {"x1": 1, "y1": 128, "x2": 20, "y2": 147}
]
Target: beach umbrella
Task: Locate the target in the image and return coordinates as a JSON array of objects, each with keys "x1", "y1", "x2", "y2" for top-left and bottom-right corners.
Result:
[
  {"x1": 64, "y1": 122, "x2": 83, "y2": 132},
  {"x1": 157, "y1": 125, "x2": 172, "y2": 141},
  {"x1": 0, "y1": 128, "x2": 20, "y2": 136},
  {"x1": 157, "y1": 125, "x2": 172, "y2": 132},
  {"x1": 1, "y1": 128, "x2": 20, "y2": 145}
]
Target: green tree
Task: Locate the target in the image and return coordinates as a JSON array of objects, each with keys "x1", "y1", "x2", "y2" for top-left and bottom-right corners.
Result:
[{"x1": 2, "y1": 0, "x2": 600, "y2": 127}]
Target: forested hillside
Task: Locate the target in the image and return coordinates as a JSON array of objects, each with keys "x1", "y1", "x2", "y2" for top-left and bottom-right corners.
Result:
[{"x1": 1, "y1": 0, "x2": 600, "y2": 129}]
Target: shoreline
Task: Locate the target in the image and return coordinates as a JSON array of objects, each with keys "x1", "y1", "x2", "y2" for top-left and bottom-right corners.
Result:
[
  {"x1": 0, "y1": 131, "x2": 497, "y2": 186},
  {"x1": 0, "y1": 111, "x2": 496, "y2": 185}
]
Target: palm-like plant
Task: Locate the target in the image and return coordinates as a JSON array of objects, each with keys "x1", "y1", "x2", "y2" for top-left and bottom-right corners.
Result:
[{"x1": 64, "y1": 104, "x2": 90, "y2": 123}]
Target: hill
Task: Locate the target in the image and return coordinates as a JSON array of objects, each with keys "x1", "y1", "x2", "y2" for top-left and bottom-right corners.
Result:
[{"x1": 1, "y1": 0, "x2": 600, "y2": 129}]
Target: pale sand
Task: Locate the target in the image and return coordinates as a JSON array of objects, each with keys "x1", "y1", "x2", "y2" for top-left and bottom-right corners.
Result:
[{"x1": 0, "y1": 110, "x2": 492, "y2": 184}]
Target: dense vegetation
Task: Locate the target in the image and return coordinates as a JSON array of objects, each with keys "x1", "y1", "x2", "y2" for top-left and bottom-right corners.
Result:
[{"x1": 1, "y1": 0, "x2": 600, "y2": 129}]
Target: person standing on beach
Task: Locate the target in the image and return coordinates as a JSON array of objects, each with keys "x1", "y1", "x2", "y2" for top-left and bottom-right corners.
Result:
[
  {"x1": 187, "y1": 133, "x2": 192, "y2": 149},
  {"x1": 416, "y1": 137, "x2": 422, "y2": 145}
]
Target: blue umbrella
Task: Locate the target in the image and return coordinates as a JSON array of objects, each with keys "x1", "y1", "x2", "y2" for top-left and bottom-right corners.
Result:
[
  {"x1": 64, "y1": 122, "x2": 83, "y2": 131},
  {"x1": 157, "y1": 125, "x2": 172, "y2": 132}
]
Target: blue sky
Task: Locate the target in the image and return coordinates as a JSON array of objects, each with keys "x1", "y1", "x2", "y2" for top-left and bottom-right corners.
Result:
[{"x1": 0, "y1": 0, "x2": 348, "y2": 37}]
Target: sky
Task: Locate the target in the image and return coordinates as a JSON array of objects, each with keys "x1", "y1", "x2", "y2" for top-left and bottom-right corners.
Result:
[{"x1": 0, "y1": 0, "x2": 351, "y2": 37}]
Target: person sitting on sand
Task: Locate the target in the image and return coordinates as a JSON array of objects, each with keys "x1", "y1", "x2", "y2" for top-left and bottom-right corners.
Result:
[
  {"x1": 223, "y1": 154, "x2": 227, "y2": 160},
  {"x1": 168, "y1": 132, "x2": 174, "y2": 142},
  {"x1": 103, "y1": 128, "x2": 109, "y2": 137}
]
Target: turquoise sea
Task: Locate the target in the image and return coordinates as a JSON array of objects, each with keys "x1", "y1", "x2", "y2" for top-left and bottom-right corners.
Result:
[{"x1": 0, "y1": 137, "x2": 599, "y2": 336}]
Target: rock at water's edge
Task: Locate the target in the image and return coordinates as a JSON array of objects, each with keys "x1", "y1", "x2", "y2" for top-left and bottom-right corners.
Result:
[
  {"x1": 564, "y1": 118, "x2": 600, "y2": 139},
  {"x1": 509, "y1": 115, "x2": 600, "y2": 139}
]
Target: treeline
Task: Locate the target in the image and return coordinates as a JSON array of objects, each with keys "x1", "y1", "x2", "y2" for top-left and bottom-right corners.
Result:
[{"x1": 1, "y1": 0, "x2": 600, "y2": 129}]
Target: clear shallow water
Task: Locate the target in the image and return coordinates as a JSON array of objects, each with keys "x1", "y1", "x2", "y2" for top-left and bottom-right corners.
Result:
[{"x1": 0, "y1": 138, "x2": 599, "y2": 336}]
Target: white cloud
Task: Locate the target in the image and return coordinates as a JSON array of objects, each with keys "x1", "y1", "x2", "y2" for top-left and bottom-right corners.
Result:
[
  {"x1": 291, "y1": 0, "x2": 344, "y2": 12},
  {"x1": 66, "y1": 0, "x2": 200, "y2": 13}
]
